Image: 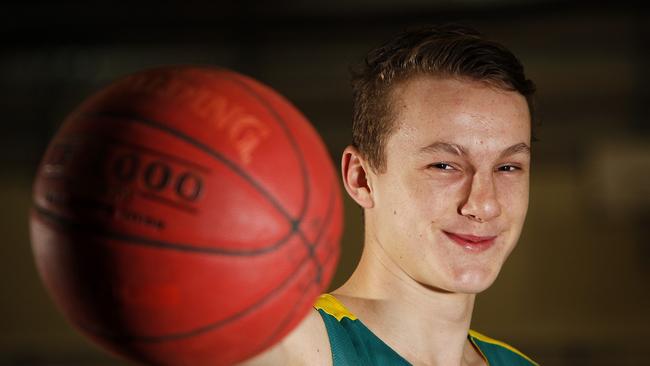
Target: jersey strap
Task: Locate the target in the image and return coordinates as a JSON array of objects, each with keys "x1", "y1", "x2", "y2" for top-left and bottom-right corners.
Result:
[
  {"x1": 314, "y1": 294, "x2": 410, "y2": 366},
  {"x1": 468, "y1": 330, "x2": 540, "y2": 366}
]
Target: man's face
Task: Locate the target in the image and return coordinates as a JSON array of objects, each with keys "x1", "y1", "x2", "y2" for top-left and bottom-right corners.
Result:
[{"x1": 366, "y1": 76, "x2": 531, "y2": 294}]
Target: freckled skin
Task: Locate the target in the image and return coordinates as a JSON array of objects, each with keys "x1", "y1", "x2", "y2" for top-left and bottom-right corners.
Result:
[{"x1": 365, "y1": 76, "x2": 531, "y2": 294}]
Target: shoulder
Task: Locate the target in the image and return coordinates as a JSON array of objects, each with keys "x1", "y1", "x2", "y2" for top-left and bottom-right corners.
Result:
[
  {"x1": 237, "y1": 308, "x2": 332, "y2": 366},
  {"x1": 469, "y1": 330, "x2": 539, "y2": 366},
  {"x1": 287, "y1": 308, "x2": 333, "y2": 364}
]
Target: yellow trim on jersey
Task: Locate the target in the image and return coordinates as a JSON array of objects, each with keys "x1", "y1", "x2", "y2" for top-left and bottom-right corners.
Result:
[
  {"x1": 314, "y1": 294, "x2": 358, "y2": 321},
  {"x1": 468, "y1": 335, "x2": 490, "y2": 364},
  {"x1": 468, "y1": 330, "x2": 539, "y2": 366}
]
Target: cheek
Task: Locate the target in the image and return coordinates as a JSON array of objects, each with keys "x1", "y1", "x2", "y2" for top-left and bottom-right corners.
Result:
[
  {"x1": 498, "y1": 178, "x2": 529, "y2": 218},
  {"x1": 401, "y1": 176, "x2": 462, "y2": 216},
  {"x1": 373, "y1": 179, "x2": 440, "y2": 246}
]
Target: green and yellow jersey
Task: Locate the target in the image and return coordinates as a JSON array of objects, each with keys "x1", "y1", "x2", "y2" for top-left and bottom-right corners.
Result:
[{"x1": 314, "y1": 294, "x2": 538, "y2": 366}]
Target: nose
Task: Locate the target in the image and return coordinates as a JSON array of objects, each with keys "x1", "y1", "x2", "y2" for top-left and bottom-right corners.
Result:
[{"x1": 459, "y1": 171, "x2": 501, "y2": 223}]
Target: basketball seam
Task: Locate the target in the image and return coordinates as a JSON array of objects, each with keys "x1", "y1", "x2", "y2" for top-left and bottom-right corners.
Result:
[
  {"x1": 223, "y1": 74, "x2": 326, "y2": 292},
  {"x1": 32, "y1": 204, "x2": 295, "y2": 255},
  {"x1": 33, "y1": 181, "x2": 338, "y2": 342},
  {"x1": 91, "y1": 111, "x2": 296, "y2": 225}
]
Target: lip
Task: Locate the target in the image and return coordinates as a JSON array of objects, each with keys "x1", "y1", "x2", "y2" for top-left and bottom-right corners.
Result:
[{"x1": 443, "y1": 231, "x2": 497, "y2": 252}]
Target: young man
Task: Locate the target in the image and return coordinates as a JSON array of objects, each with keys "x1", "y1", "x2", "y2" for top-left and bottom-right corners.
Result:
[{"x1": 242, "y1": 24, "x2": 538, "y2": 366}]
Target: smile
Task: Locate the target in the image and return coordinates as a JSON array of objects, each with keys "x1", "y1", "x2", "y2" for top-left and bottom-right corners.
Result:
[{"x1": 442, "y1": 231, "x2": 497, "y2": 252}]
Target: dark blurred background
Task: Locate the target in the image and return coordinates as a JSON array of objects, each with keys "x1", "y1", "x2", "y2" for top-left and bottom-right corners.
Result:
[{"x1": 2, "y1": 1, "x2": 649, "y2": 365}]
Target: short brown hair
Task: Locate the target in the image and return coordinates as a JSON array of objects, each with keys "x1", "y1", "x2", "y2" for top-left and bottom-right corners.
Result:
[{"x1": 351, "y1": 24, "x2": 536, "y2": 172}]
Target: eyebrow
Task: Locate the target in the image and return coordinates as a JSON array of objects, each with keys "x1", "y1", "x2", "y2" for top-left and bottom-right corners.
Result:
[
  {"x1": 499, "y1": 142, "x2": 531, "y2": 158},
  {"x1": 419, "y1": 142, "x2": 467, "y2": 156},
  {"x1": 418, "y1": 141, "x2": 530, "y2": 158}
]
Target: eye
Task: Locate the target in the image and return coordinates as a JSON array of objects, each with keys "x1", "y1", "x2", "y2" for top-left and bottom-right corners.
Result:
[
  {"x1": 429, "y1": 163, "x2": 455, "y2": 171},
  {"x1": 497, "y1": 165, "x2": 521, "y2": 172}
]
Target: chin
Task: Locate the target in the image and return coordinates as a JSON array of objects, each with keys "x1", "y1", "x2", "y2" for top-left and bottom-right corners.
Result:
[{"x1": 448, "y1": 266, "x2": 500, "y2": 294}]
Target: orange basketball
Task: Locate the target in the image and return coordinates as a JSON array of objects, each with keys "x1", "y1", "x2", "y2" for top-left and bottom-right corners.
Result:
[{"x1": 30, "y1": 66, "x2": 343, "y2": 365}]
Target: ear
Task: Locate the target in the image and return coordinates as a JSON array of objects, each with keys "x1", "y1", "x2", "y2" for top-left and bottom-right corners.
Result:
[{"x1": 341, "y1": 145, "x2": 374, "y2": 209}]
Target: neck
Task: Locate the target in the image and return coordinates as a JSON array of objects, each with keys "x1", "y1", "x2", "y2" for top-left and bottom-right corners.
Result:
[{"x1": 334, "y1": 238, "x2": 479, "y2": 366}]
